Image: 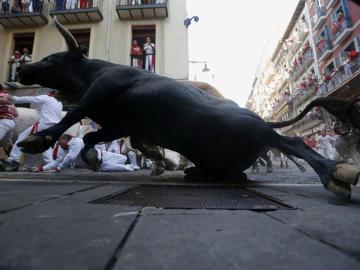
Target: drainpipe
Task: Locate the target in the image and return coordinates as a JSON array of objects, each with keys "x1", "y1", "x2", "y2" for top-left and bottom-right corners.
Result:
[
  {"x1": 105, "y1": 0, "x2": 113, "y2": 61},
  {"x1": 304, "y1": 1, "x2": 320, "y2": 78}
]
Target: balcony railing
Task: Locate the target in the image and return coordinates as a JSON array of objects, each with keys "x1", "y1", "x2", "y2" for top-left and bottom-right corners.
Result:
[
  {"x1": 0, "y1": 0, "x2": 48, "y2": 28},
  {"x1": 331, "y1": 18, "x2": 352, "y2": 45},
  {"x1": 316, "y1": 39, "x2": 332, "y2": 62},
  {"x1": 289, "y1": 50, "x2": 313, "y2": 81},
  {"x1": 325, "y1": 0, "x2": 338, "y2": 9},
  {"x1": 312, "y1": 6, "x2": 326, "y2": 30},
  {"x1": 116, "y1": 0, "x2": 168, "y2": 20},
  {"x1": 323, "y1": 62, "x2": 360, "y2": 95},
  {"x1": 49, "y1": 0, "x2": 103, "y2": 24}
]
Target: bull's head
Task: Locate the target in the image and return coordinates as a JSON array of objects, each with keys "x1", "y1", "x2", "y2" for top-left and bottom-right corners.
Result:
[{"x1": 18, "y1": 19, "x2": 88, "y2": 97}]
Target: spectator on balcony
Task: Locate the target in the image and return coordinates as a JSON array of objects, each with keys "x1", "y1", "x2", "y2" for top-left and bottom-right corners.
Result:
[
  {"x1": 66, "y1": 0, "x2": 77, "y2": 9},
  {"x1": 21, "y1": 0, "x2": 30, "y2": 12},
  {"x1": 1, "y1": 0, "x2": 10, "y2": 13},
  {"x1": 55, "y1": 0, "x2": 65, "y2": 10},
  {"x1": 130, "y1": 0, "x2": 142, "y2": 4},
  {"x1": 11, "y1": 1, "x2": 21, "y2": 13},
  {"x1": 143, "y1": 37, "x2": 155, "y2": 73},
  {"x1": 342, "y1": 57, "x2": 351, "y2": 78},
  {"x1": 9, "y1": 50, "x2": 21, "y2": 82},
  {"x1": 20, "y1": 48, "x2": 32, "y2": 66},
  {"x1": 130, "y1": 39, "x2": 142, "y2": 68},
  {"x1": 347, "y1": 49, "x2": 360, "y2": 70},
  {"x1": 79, "y1": 0, "x2": 88, "y2": 8}
]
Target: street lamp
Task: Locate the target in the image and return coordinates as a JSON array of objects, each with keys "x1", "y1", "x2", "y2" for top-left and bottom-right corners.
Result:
[
  {"x1": 189, "y1": 61, "x2": 210, "y2": 72},
  {"x1": 184, "y1": 16, "x2": 199, "y2": 28}
]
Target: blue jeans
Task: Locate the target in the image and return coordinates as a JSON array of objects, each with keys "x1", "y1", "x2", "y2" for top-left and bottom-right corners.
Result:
[{"x1": 56, "y1": 0, "x2": 65, "y2": 10}]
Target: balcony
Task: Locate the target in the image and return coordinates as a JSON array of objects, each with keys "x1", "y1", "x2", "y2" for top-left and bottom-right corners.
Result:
[
  {"x1": 312, "y1": 7, "x2": 326, "y2": 30},
  {"x1": 49, "y1": 0, "x2": 103, "y2": 24},
  {"x1": 325, "y1": 0, "x2": 338, "y2": 9},
  {"x1": 116, "y1": 0, "x2": 168, "y2": 20},
  {"x1": 317, "y1": 39, "x2": 332, "y2": 63},
  {"x1": 0, "y1": 2, "x2": 48, "y2": 29},
  {"x1": 331, "y1": 20, "x2": 352, "y2": 46},
  {"x1": 297, "y1": 21, "x2": 309, "y2": 42}
]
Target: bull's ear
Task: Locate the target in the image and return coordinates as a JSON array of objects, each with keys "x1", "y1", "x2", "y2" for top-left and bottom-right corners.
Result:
[{"x1": 54, "y1": 18, "x2": 79, "y2": 52}]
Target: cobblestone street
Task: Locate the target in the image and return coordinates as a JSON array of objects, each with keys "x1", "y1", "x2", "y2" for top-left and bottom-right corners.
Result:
[{"x1": 0, "y1": 162, "x2": 359, "y2": 270}]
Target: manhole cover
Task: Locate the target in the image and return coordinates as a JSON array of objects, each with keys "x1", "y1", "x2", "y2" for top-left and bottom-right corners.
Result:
[{"x1": 91, "y1": 185, "x2": 293, "y2": 210}]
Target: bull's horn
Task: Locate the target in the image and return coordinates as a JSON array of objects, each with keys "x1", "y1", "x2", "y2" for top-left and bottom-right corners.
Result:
[{"x1": 54, "y1": 18, "x2": 79, "y2": 51}]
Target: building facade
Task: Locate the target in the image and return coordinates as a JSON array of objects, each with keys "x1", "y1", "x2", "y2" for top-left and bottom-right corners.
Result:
[
  {"x1": 0, "y1": 0, "x2": 189, "y2": 86},
  {"x1": 247, "y1": 0, "x2": 360, "y2": 137}
]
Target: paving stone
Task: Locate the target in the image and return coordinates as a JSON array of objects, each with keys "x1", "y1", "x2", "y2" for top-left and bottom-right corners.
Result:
[
  {"x1": 0, "y1": 184, "x2": 140, "y2": 270},
  {"x1": 0, "y1": 182, "x2": 96, "y2": 213},
  {"x1": 113, "y1": 210, "x2": 360, "y2": 270}
]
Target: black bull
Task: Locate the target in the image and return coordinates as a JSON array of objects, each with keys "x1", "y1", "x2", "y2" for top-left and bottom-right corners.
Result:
[{"x1": 17, "y1": 20, "x2": 360, "y2": 200}]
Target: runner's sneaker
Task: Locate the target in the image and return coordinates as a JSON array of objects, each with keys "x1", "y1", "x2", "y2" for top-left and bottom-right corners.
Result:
[{"x1": 0, "y1": 159, "x2": 19, "y2": 172}]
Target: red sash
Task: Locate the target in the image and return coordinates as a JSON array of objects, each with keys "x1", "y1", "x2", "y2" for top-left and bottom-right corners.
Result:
[{"x1": 30, "y1": 122, "x2": 40, "y2": 134}]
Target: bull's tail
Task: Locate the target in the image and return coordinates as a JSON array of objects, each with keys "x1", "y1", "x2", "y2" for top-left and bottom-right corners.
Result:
[{"x1": 266, "y1": 97, "x2": 358, "y2": 129}]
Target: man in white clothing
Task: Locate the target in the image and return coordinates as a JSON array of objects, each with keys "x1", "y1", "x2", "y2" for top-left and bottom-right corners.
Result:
[
  {"x1": 143, "y1": 37, "x2": 155, "y2": 73},
  {"x1": 34, "y1": 134, "x2": 138, "y2": 172},
  {"x1": 0, "y1": 91, "x2": 62, "y2": 171},
  {"x1": 317, "y1": 131, "x2": 336, "y2": 159}
]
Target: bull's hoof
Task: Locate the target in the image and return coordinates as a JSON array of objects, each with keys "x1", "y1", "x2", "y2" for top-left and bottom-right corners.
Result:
[
  {"x1": 327, "y1": 179, "x2": 351, "y2": 201},
  {"x1": 150, "y1": 166, "x2": 165, "y2": 176},
  {"x1": 266, "y1": 167, "x2": 273, "y2": 173},
  {"x1": 332, "y1": 163, "x2": 360, "y2": 186},
  {"x1": 17, "y1": 135, "x2": 53, "y2": 154},
  {"x1": 82, "y1": 148, "x2": 101, "y2": 171}
]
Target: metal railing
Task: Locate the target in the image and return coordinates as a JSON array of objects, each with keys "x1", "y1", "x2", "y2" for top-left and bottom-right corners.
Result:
[
  {"x1": 50, "y1": 0, "x2": 103, "y2": 11},
  {"x1": 117, "y1": 0, "x2": 167, "y2": 6},
  {"x1": 311, "y1": 6, "x2": 326, "y2": 28},
  {"x1": 0, "y1": 0, "x2": 46, "y2": 15}
]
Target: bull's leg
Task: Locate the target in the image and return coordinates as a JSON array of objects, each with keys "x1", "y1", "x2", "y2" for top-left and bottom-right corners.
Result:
[
  {"x1": 18, "y1": 108, "x2": 86, "y2": 154},
  {"x1": 285, "y1": 153, "x2": 306, "y2": 172},
  {"x1": 272, "y1": 136, "x2": 359, "y2": 200},
  {"x1": 130, "y1": 137, "x2": 165, "y2": 176}
]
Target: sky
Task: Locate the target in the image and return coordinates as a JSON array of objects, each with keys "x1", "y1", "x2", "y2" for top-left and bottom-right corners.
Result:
[{"x1": 186, "y1": 0, "x2": 299, "y2": 106}]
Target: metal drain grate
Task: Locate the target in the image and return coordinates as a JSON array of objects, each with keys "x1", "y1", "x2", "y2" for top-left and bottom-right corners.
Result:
[{"x1": 92, "y1": 185, "x2": 293, "y2": 210}]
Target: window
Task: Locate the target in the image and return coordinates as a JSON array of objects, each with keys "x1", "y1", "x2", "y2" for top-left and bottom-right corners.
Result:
[
  {"x1": 13, "y1": 33, "x2": 34, "y2": 55},
  {"x1": 8, "y1": 33, "x2": 34, "y2": 81},
  {"x1": 331, "y1": 5, "x2": 344, "y2": 22},
  {"x1": 69, "y1": 29, "x2": 91, "y2": 56},
  {"x1": 131, "y1": 25, "x2": 156, "y2": 72},
  {"x1": 341, "y1": 41, "x2": 356, "y2": 60},
  {"x1": 325, "y1": 61, "x2": 335, "y2": 73}
]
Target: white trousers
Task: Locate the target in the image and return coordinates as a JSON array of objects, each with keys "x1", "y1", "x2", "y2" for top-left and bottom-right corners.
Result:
[
  {"x1": 0, "y1": 119, "x2": 15, "y2": 143},
  {"x1": 318, "y1": 147, "x2": 335, "y2": 160},
  {"x1": 145, "y1": 54, "x2": 154, "y2": 72},
  {"x1": 9, "y1": 122, "x2": 53, "y2": 164},
  {"x1": 66, "y1": 0, "x2": 77, "y2": 9},
  {"x1": 100, "y1": 151, "x2": 133, "y2": 172}
]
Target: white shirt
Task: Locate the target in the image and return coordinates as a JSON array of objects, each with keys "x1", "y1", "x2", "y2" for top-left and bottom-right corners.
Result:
[
  {"x1": 43, "y1": 137, "x2": 84, "y2": 171},
  {"x1": 317, "y1": 135, "x2": 333, "y2": 149},
  {"x1": 13, "y1": 95, "x2": 62, "y2": 126},
  {"x1": 144, "y1": 43, "x2": 155, "y2": 55}
]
